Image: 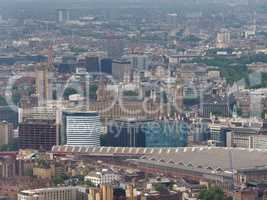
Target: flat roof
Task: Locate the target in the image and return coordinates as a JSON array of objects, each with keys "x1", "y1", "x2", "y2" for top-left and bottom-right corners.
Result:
[{"x1": 52, "y1": 146, "x2": 267, "y2": 174}]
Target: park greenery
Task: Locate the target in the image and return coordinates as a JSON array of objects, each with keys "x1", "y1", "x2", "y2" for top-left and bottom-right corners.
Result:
[
  {"x1": 188, "y1": 53, "x2": 267, "y2": 85},
  {"x1": 199, "y1": 187, "x2": 232, "y2": 200},
  {"x1": 63, "y1": 84, "x2": 98, "y2": 100},
  {"x1": 0, "y1": 138, "x2": 19, "y2": 151}
]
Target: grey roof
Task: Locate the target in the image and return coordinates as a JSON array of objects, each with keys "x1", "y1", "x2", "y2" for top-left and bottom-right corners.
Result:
[{"x1": 52, "y1": 146, "x2": 267, "y2": 175}]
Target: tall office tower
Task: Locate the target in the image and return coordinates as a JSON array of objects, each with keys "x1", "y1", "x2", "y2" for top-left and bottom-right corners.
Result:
[
  {"x1": 62, "y1": 111, "x2": 101, "y2": 146},
  {"x1": 216, "y1": 29, "x2": 231, "y2": 48},
  {"x1": 35, "y1": 63, "x2": 53, "y2": 106},
  {"x1": 107, "y1": 119, "x2": 147, "y2": 147},
  {"x1": 167, "y1": 13, "x2": 178, "y2": 28},
  {"x1": 19, "y1": 119, "x2": 58, "y2": 151},
  {"x1": 144, "y1": 120, "x2": 188, "y2": 147},
  {"x1": 78, "y1": 51, "x2": 108, "y2": 73},
  {"x1": 123, "y1": 54, "x2": 151, "y2": 70},
  {"x1": 84, "y1": 56, "x2": 99, "y2": 72},
  {"x1": 0, "y1": 121, "x2": 13, "y2": 146},
  {"x1": 100, "y1": 58, "x2": 112, "y2": 75},
  {"x1": 71, "y1": 68, "x2": 90, "y2": 100},
  {"x1": 57, "y1": 9, "x2": 70, "y2": 23},
  {"x1": 112, "y1": 59, "x2": 131, "y2": 81}
]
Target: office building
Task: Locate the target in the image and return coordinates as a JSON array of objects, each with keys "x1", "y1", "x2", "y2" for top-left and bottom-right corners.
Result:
[
  {"x1": 166, "y1": 13, "x2": 178, "y2": 28},
  {"x1": 201, "y1": 95, "x2": 231, "y2": 118},
  {"x1": 107, "y1": 119, "x2": 147, "y2": 147},
  {"x1": 227, "y1": 127, "x2": 267, "y2": 149},
  {"x1": 89, "y1": 100, "x2": 168, "y2": 122},
  {"x1": 209, "y1": 124, "x2": 230, "y2": 147},
  {"x1": 84, "y1": 56, "x2": 99, "y2": 73},
  {"x1": 18, "y1": 187, "x2": 79, "y2": 200},
  {"x1": 0, "y1": 156, "x2": 16, "y2": 179},
  {"x1": 144, "y1": 120, "x2": 188, "y2": 147},
  {"x1": 123, "y1": 54, "x2": 151, "y2": 70},
  {"x1": 0, "y1": 107, "x2": 18, "y2": 127},
  {"x1": 84, "y1": 172, "x2": 121, "y2": 186},
  {"x1": 100, "y1": 185, "x2": 126, "y2": 200},
  {"x1": 62, "y1": 111, "x2": 101, "y2": 146},
  {"x1": 216, "y1": 29, "x2": 231, "y2": 48},
  {"x1": 0, "y1": 121, "x2": 13, "y2": 146},
  {"x1": 112, "y1": 59, "x2": 131, "y2": 81},
  {"x1": 78, "y1": 51, "x2": 107, "y2": 73},
  {"x1": 19, "y1": 119, "x2": 58, "y2": 151},
  {"x1": 100, "y1": 58, "x2": 112, "y2": 75},
  {"x1": 57, "y1": 9, "x2": 70, "y2": 23},
  {"x1": 106, "y1": 119, "x2": 188, "y2": 148},
  {"x1": 35, "y1": 63, "x2": 53, "y2": 105}
]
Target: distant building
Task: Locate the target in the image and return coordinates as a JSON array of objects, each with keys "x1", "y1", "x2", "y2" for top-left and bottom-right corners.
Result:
[
  {"x1": 18, "y1": 187, "x2": 80, "y2": 200},
  {"x1": 100, "y1": 58, "x2": 112, "y2": 75},
  {"x1": 83, "y1": 56, "x2": 99, "y2": 73},
  {"x1": 84, "y1": 171, "x2": 121, "y2": 186},
  {"x1": 166, "y1": 13, "x2": 178, "y2": 28},
  {"x1": 234, "y1": 189, "x2": 258, "y2": 200},
  {"x1": 0, "y1": 121, "x2": 13, "y2": 146},
  {"x1": 112, "y1": 59, "x2": 131, "y2": 81},
  {"x1": 209, "y1": 124, "x2": 230, "y2": 147},
  {"x1": 107, "y1": 119, "x2": 188, "y2": 148},
  {"x1": 226, "y1": 127, "x2": 267, "y2": 149},
  {"x1": 61, "y1": 111, "x2": 101, "y2": 146},
  {"x1": 107, "y1": 119, "x2": 147, "y2": 147},
  {"x1": 216, "y1": 29, "x2": 231, "y2": 48},
  {"x1": 123, "y1": 54, "x2": 151, "y2": 70},
  {"x1": 0, "y1": 156, "x2": 16, "y2": 179},
  {"x1": 19, "y1": 119, "x2": 58, "y2": 151},
  {"x1": 57, "y1": 9, "x2": 70, "y2": 23},
  {"x1": 78, "y1": 52, "x2": 107, "y2": 73},
  {"x1": 144, "y1": 120, "x2": 188, "y2": 147},
  {"x1": 100, "y1": 185, "x2": 126, "y2": 200},
  {"x1": 35, "y1": 63, "x2": 53, "y2": 105},
  {"x1": 201, "y1": 95, "x2": 232, "y2": 118},
  {"x1": 18, "y1": 185, "x2": 126, "y2": 200},
  {"x1": 89, "y1": 100, "x2": 168, "y2": 122},
  {"x1": 0, "y1": 107, "x2": 18, "y2": 127}
]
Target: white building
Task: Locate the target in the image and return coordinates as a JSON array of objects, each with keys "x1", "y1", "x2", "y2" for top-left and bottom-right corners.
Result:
[
  {"x1": 62, "y1": 111, "x2": 101, "y2": 146},
  {"x1": 18, "y1": 187, "x2": 79, "y2": 200},
  {"x1": 216, "y1": 29, "x2": 231, "y2": 49},
  {"x1": 84, "y1": 171, "x2": 121, "y2": 186}
]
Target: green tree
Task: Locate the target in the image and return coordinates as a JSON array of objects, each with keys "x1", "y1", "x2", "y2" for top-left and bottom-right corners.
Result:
[
  {"x1": 63, "y1": 88, "x2": 78, "y2": 100},
  {"x1": 123, "y1": 90, "x2": 138, "y2": 96},
  {"x1": 52, "y1": 175, "x2": 68, "y2": 186},
  {"x1": 0, "y1": 138, "x2": 19, "y2": 151},
  {"x1": 83, "y1": 180, "x2": 95, "y2": 187},
  {"x1": 89, "y1": 84, "x2": 98, "y2": 99},
  {"x1": 154, "y1": 183, "x2": 169, "y2": 194},
  {"x1": 0, "y1": 96, "x2": 7, "y2": 106},
  {"x1": 199, "y1": 187, "x2": 232, "y2": 200},
  {"x1": 100, "y1": 134, "x2": 108, "y2": 146},
  {"x1": 25, "y1": 168, "x2": 33, "y2": 176}
]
